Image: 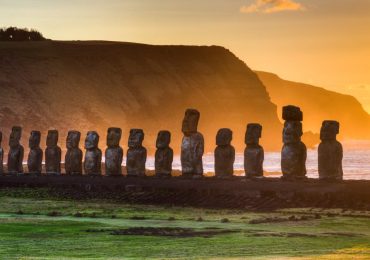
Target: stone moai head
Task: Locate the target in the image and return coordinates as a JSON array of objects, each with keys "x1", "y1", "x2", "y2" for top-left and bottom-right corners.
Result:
[
  {"x1": 66, "y1": 131, "x2": 81, "y2": 149},
  {"x1": 282, "y1": 105, "x2": 303, "y2": 121},
  {"x1": 46, "y1": 130, "x2": 58, "y2": 147},
  {"x1": 107, "y1": 127, "x2": 122, "y2": 148},
  {"x1": 245, "y1": 124, "x2": 262, "y2": 145},
  {"x1": 320, "y1": 120, "x2": 339, "y2": 141},
  {"x1": 29, "y1": 131, "x2": 41, "y2": 149},
  {"x1": 85, "y1": 131, "x2": 99, "y2": 150},
  {"x1": 216, "y1": 128, "x2": 232, "y2": 146},
  {"x1": 283, "y1": 121, "x2": 303, "y2": 144},
  {"x1": 128, "y1": 129, "x2": 144, "y2": 148},
  {"x1": 156, "y1": 130, "x2": 171, "y2": 149},
  {"x1": 282, "y1": 106, "x2": 303, "y2": 144},
  {"x1": 182, "y1": 109, "x2": 200, "y2": 136},
  {"x1": 9, "y1": 126, "x2": 22, "y2": 148}
]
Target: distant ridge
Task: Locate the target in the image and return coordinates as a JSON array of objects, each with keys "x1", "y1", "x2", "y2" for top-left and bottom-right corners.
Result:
[{"x1": 257, "y1": 71, "x2": 370, "y2": 140}]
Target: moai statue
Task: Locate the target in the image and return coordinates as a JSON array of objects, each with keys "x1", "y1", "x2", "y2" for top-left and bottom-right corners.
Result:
[
  {"x1": 281, "y1": 105, "x2": 307, "y2": 180},
  {"x1": 318, "y1": 120, "x2": 343, "y2": 181},
  {"x1": 84, "y1": 131, "x2": 102, "y2": 176},
  {"x1": 181, "y1": 109, "x2": 204, "y2": 177},
  {"x1": 244, "y1": 124, "x2": 264, "y2": 178},
  {"x1": 27, "y1": 131, "x2": 43, "y2": 174},
  {"x1": 0, "y1": 132, "x2": 3, "y2": 175},
  {"x1": 155, "y1": 130, "x2": 173, "y2": 177},
  {"x1": 105, "y1": 127, "x2": 123, "y2": 176},
  {"x1": 126, "y1": 129, "x2": 147, "y2": 177},
  {"x1": 45, "y1": 130, "x2": 61, "y2": 175},
  {"x1": 65, "y1": 131, "x2": 83, "y2": 175},
  {"x1": 214, "y1": 128, "x2": 235, "y2": 178},
  {"x1": 7, "y1": 126, "x2": 24, "y2": 174}
]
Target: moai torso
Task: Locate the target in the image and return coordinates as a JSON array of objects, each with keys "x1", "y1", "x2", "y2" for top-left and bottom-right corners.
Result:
[
  {"x1": 181, "y1": 133, "x2": 204, "y2": 176},
  {"x1": 281, "y1": 141, "x2": 307, "y2": 177},
  {"x1": 155, "y1": 130, "x2": 173, "y2": 177},
  {"x1": 126, "y1": 129, "x2": 147, "y2": 177},
  {"x1": 215, "y1": 128, "x2": 235, "y2": 177},
  {"x1": 7, "y1": 126, "x2": 24, "y2": 174},
  {"x1": 84, "y1": 131, "x2": 102, "y2": 176},
  {"x1": 181, "y1": 109, "x2": 204, "y2": 177},
  {"x1": 65, "y1": 131, "x2": 83, "y2": 175},
  {"x1": 27, "y1": 131, "x2": 43, "y2": 174},
  {"x1": 0, "y1": 132, "x2": 3, "y2": 174},
  {"x1": 45, "y1": 130, "x2": 61, "y2": 174},
  {"x1": 281, "y1": 106, "x2": 307, "y2": 180},
  {"x1": 318, "y1": 121, "x2": 343, "y2": 181},
  {"x1": 244, "y1": 124, "x2": 264, "y2": 178},
  {"x1": 105, "y1": 128, "x2": 123, "y2": 176}
]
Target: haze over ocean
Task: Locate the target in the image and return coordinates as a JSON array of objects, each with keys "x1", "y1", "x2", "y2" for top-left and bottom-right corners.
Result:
[{"x1": 143, "y1": 141, "x2": 370, "y2": 180}]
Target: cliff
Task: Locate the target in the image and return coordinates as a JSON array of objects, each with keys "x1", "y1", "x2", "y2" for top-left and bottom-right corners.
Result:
[
  {"x1": 0, "y1": 41, "x2": 282, "y2": 155},
  {"x1": 257, "y1": 71, "x2": 370, "y2": 140}
]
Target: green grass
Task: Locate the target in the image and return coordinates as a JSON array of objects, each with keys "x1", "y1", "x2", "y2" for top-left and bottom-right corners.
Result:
[{"x1": 0, "y1": 188, "x2": 368, "y2": 259}]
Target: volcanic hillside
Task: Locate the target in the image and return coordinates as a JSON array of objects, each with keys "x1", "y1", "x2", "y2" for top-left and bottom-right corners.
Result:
[
  {"x1": 257, "y1": 71, "x2": 370, "y2": 140},
  {"x1": 0, "y1": 41, "x2": 282, "y2": 155}
]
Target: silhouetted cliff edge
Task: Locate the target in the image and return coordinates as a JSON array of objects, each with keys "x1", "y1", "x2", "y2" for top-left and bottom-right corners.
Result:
[
  {"x1": 257, "y1": 71, "x2": 370, "y2": 141},
  {"x1": 0, "y1": 41, "x2": 282, "y2": 154}
]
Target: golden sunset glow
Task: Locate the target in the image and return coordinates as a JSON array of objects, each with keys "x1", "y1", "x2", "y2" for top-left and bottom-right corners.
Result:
[
  {"x1": 1, "y1": 2, "x2": 370, "y2": 258},
  {"x1": 1, "y1": 0, "x2": 369, "y2": 111}
]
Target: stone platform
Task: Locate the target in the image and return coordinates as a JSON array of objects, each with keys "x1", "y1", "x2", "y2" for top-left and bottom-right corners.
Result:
[{"x1": 0, "y1": 175, "x2": 369, "y2": 211}]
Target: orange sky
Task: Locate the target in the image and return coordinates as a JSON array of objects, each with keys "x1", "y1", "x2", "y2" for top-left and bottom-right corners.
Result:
[{"x1": 1, "y1": 0, "x2": 370, "y2": 111}]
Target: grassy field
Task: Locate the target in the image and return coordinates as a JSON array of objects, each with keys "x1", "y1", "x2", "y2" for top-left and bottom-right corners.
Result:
[{"x1": 0, "y1": 188, "x2": 369, "y2": 259}]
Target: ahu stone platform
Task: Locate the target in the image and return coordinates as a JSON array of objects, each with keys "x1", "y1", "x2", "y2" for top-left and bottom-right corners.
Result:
[{"x1": 0, "y1": 175, "x2": 369, "y2": 211}]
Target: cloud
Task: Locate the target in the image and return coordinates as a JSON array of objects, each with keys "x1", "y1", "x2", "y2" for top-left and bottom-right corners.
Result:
[{"x1": 240, "y1": 0, "x2": 305, "y2": 14}]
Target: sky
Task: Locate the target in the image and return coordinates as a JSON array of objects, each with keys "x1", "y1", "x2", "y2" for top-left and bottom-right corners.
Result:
[{"x1": 1, "y1": 0, "x2": 370, "y2": 111}]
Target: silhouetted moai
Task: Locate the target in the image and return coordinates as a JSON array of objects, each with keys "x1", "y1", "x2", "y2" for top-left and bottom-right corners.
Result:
[
  {"x1": 126, "y1": 129, "x2": 147, "y2": 177},
  {"x1": 0, "y1": 132, "x2": 3, "y2": 175},
  {"x1": 45, "y1": 130, "x2": 61, "y2": 175},
  {"x1": 318, "y1": 120, "x2": 343, "y2": 181},
  {"x1": 281, "y1": 106, "x2": 307, "y2": 180},
  {"x1": 244, "y1": 124, "x2": 264, "y2": 178},
  {"x1": 27, "y1": 131, "x2": 43, "y2": 174},
  {"x1": 105, "y1": 127, "x2": 123, "y2": 176},
  {"x1": 155, "y1": 130, "x2": 173, "y2": 177},
  {"x1": 84, "y1": 131, "x2": 102, "y2": 176},
  {"x1": 7, "y1": 126, "x2": 24, "y2": 174},
  {"x1": 214, "y1": 128, "x2": 235, "y2": 177},
  {"x1": 181, "y1": 109, "x2": 204, "y2": 177},
  {"x1": 65, "y1": 131, "x2": 83, "y2": 175}
]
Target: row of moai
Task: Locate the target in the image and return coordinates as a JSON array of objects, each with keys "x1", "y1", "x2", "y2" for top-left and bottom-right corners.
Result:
[
  {"x1": 181, "y1": 107, "x2": 343, "y2": 181},
  {"x1": 0, "y1": 106, "x2": 343, "y2": 181}
]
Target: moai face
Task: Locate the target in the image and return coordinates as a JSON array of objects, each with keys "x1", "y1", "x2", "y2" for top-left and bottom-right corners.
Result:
[
  {"x1": 128, "y1": 129, "x2": 144, "y2": 148},
  {"x1": 66, "y1": 131, "x2": 81, "y2": 149},
  {"x1": 46, "y1": 130, "x2": 58, "y2": 147},
  {"x1": 320, "y1": 120, "x2": 339, "y2": 141},
  {"x1": 216, "y1": 128, "x2": 232, "y2": 146},
  {"x1": 182, "y1": 109, "x2": 200, "y2": 136},
  {"x1": 245, "y1": 124, "x2": 262, "y2": 145},
  {"x1": 156, "y1": 130, "x2": 171, "y2": 149},
  {"x1": 85, "y1": 131, "x2": 99, "y2": 150},
  {"x1": 282, "y1": 105, "x2": 303, "y2": 121},
  {"x1": 29, "y1": 131, "x2": 41, "y2": 149},
  {"x1": 283, "y1": 121, "x2": 302, "y2": 144},
  {"x1": 107, "y1": 128, "x2": 122, "y2": 148},
  {"x1": 9, "y1": 126, "x2": 22, "y2": 148}
]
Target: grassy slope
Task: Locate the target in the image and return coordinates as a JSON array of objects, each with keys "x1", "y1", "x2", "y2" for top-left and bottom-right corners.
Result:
[{"x1": 0, "y1": 189, "x2": 368, "y2": 259}]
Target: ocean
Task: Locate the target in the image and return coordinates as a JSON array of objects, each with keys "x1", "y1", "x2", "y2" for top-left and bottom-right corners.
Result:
[{"x1": 144, "y1": 140, "x2": 370, "y2": 180}]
